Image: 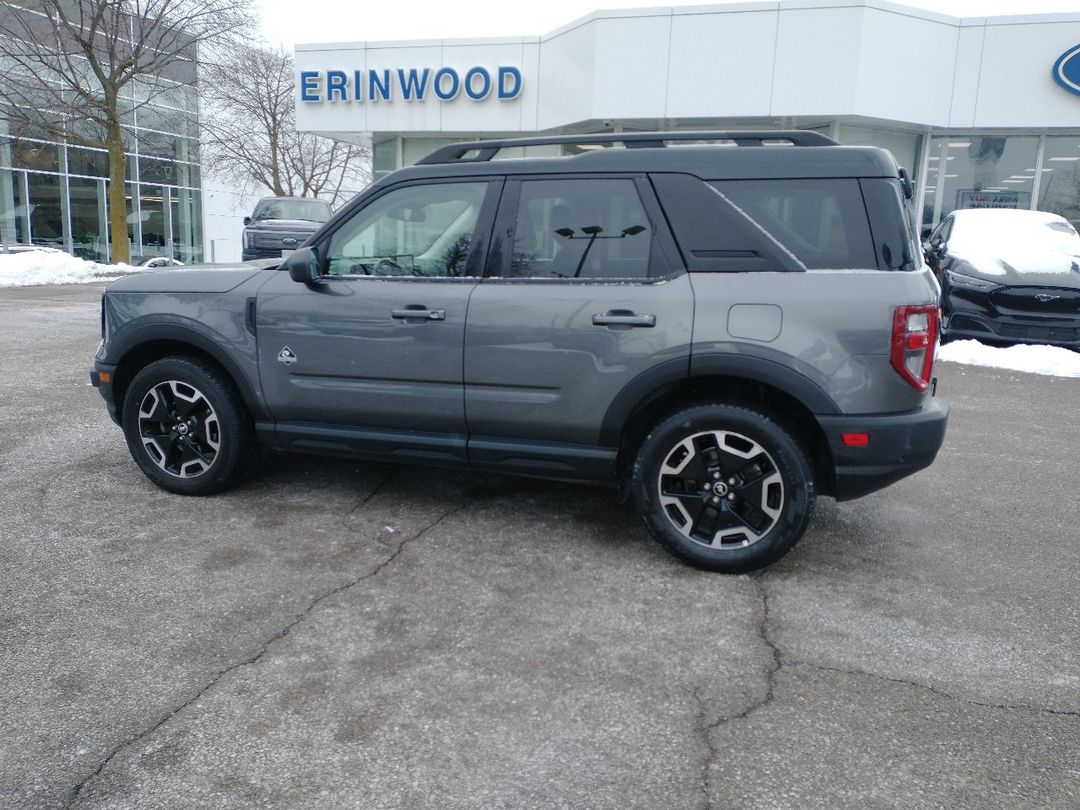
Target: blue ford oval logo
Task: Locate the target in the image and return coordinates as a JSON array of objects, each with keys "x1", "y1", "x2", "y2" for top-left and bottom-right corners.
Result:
[{"x1": 1053, "y1": 44, "x2": 1080, "y2": 96}]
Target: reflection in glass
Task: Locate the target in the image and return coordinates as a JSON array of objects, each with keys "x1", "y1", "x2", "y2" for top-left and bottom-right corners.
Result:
[
  {"x1": 0, "y1": 168, "x2": 28, "y2": 244},
  {"x1": 69, "y1": 177, "x2": 107, "y2": 262},
  {"x1": 138, "y1": 184, "x2": 167, "y2": 261},
  {"x1": 837, "y1": 125, "x2": 922, "y2": 182},
  {"x1": 922, "y1": 135, "x2": 1039, "y2": 232},
  {"x1": 27, "y1": 172, "x2": 63, "y2": 246},
  {"x1": 67, "y1": 146, "x2": 109, "y2": 178},
  {"x1": 1037, "y1": 136, "x2": 1080, "y2": 231}
]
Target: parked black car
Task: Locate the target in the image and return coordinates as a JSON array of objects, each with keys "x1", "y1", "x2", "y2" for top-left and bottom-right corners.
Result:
[
  {"x1": 926, "y1": 209, "x2": 1080, "y2": 348},
  {"x1": 242, "y1": 196, "x2": 332, "y2": 261}
]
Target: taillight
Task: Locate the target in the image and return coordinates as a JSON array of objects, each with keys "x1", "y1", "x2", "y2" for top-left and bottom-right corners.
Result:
[{"x1": 891, "y1": 305, "x2": 937, "y2": 392}]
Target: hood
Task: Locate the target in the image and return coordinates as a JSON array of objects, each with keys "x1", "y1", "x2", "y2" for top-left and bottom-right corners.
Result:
[
  {"x1": 950, "y1": 247, "x2": 1080, "y2": 290},
  {"x1": 105, "y1": 260, "x2": 279, "y2": 294}
]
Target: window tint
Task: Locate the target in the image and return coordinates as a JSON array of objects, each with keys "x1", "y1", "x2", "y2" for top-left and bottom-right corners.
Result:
[
  {"x1": 713, "y1": 179, "x2": 877, "y2": 270},
  {"x1": 859, "y1": 178, "x2": 917, "y2": 271},
  {"x1": 326, "y1": 182, "x2": 487, "y2": 278},
  {"x1": 651, "y1": 174, "x2": 802, "y2": 273},
  {"x1": 505, "y1": 178, "x2": 659, "y2": 279},
  {"x1": 252, "y1": 198, "x2": 331, "y2": 223}
]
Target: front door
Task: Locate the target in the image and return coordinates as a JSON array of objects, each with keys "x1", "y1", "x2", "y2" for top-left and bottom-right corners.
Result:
[{"x1": 258, "y1": 180, "x2": 499, "y2": 459}]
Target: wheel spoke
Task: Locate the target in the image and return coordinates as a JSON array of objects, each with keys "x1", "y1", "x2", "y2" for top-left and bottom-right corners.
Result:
[
  {"x1": 137, "y1": 378, "x2": 220, "y2": 479},
  {"x1": 656, "y1": 428, "x2": 786, "y2": 550},
  {"x1": 140, "y1": 386, "x2": 172, "y2": 424}
]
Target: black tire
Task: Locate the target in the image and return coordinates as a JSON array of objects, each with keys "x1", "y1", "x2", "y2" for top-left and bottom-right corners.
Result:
[
  {"x1": 632, "y1": 404, "x2": 815, "y2": 573},
  {"x1": 121, "y1": 356, "x2": 255, "y2": 495}
]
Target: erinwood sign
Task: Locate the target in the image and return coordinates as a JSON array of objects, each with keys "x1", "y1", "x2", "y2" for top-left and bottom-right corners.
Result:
[{"x1": 299, "y1": 66, "x2": 523, "y2": 103}]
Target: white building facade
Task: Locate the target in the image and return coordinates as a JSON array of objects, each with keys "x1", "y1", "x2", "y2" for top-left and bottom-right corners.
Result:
[{"x1": 294, "y1": 0, "x2": 1080, "y2": 234}]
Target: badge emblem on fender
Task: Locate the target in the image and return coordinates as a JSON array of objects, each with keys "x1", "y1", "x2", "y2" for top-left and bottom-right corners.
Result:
[{"x1": 277, "y1": 346, "x2": 298, "y2": 365}]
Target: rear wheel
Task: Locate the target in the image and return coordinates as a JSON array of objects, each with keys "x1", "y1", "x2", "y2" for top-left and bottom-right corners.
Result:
[
  {"x1": 632, "y1": 404, "x2": 815, "y2": 572},
  {"x1": 121, "y1": 357, "x2": 255, "y2": 495}
]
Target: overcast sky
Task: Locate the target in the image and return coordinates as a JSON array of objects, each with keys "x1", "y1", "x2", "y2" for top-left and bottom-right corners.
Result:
[{"x1": 256, "y1": 0, "x2": 1080, "y2": 50}]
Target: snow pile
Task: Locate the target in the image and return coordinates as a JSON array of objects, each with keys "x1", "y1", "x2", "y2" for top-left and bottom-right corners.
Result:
[
  {"x1": 938, "y1": 339, "x2": 1080, "y2": 378},
  {"x1": 0, "y1": 252, "x2": 139, "y2": 288}
]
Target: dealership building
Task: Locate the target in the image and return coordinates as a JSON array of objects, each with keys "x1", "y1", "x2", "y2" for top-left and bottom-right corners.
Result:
[{"x1": 295, "y1": 0, "x2": 1080, "y2": 235}]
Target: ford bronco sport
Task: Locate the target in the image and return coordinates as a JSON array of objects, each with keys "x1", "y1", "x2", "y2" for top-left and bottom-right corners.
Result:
[{"x1": 91, "y1": 131, "x2": 948, "y2": 572}]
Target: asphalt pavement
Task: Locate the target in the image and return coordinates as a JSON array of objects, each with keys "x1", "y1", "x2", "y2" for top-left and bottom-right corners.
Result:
[{"x1": 0, "y1": 282, "x2": 1077, "y2": 809}]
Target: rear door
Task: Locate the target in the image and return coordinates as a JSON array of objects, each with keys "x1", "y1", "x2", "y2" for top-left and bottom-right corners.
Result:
[
  {"x1": 257, "y1": 179, "x2": 500, "y2": 457},
  {"x1": 463, "y1": 175, "x2": 693, "y2": 477}
]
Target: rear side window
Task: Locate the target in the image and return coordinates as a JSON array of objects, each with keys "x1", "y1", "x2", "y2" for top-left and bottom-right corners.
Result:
[
  {"x1": 713, "y1": 179, "x2": 877, "y2": 270},
  {"x1": 503, "y1": 178, "x2": 662, "y2": 280}
]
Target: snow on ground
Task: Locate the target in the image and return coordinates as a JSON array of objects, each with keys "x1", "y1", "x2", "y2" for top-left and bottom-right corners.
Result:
[
  {"x1": 938, "y1": 339, "x2": 1080, "y2": 378},
  {"x1": 0, "y1": 251, "x2": 140, "y2": 288}
]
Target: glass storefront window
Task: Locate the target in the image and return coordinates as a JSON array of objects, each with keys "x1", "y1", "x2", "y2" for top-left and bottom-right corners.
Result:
[
  {"x1": 1037, "y1": 136, "x2": 1080, "y2": 230},
  {"x1": 922, "y1": 135, "x2": 1039, "y2": 232},
  {"x1": 137, "y1": 184, "x2": 167, "y2": 261},
  {"x1": 172, "y1": 188, "x2": 202, "y2": 263},
  {"x1": 403, "y1": 138, "x2": 459, "y2": 167},
  {"x1": 69, "y1": 177, "x2": 107, "y2": 262},
  {"x1": 372, "y1": 138, "x2": 396, "y2": 182},
  {"x1": 136, "y1": 156, "x2": 176, "y2": 185},
  {"x1": 0, "y1": 168, "x2": 28, "y2": 244},
  {"x1": 0, "y1": 138, "x2": 61, "y2": 172},
  {"x1": 27, "y1": 171, "x2": 64, "y2": 247},
  {"x1": 67, "y1": 146, "x2": 109, "y2": 178},
  {"x1": 837, "y1": 125, "x2": 922, "y2": 182}
]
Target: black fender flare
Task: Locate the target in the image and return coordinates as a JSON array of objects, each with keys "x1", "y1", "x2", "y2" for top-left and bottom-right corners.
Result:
[
  {"x1": 598, "y1": 352, "x2": 840, "y2": 446},
  {"x1": 106, "y1": 320, "x2": 268, "y2": 421}
]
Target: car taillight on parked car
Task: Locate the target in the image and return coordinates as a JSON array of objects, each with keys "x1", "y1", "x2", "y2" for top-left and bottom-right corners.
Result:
[{"x1": 891, "y1": 304, "x2": 938, "y2": 392}]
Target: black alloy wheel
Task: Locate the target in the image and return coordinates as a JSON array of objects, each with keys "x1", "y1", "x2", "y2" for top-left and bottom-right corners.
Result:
[
  {"x1": 632, "y1": 404, "x2": 815, "y2": 572},
  {"x1": 121, "y1": 357, "x2": 255, "y2": 495}
]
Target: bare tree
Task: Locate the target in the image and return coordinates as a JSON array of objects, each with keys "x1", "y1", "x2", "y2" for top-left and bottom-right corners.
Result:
[
  {"x1": 199, "y1": 43, "x2": 369, "y2": 207},
  {"x1": 0, "y1": 0, "x2": 250, "y2": 263}
]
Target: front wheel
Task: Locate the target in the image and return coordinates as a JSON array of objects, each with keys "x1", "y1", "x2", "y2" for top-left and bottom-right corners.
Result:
[
  {"x1": 632, "y1": 404, "x2": 815, "y2": 573},
  {"x1": 121, "y1": 357, "x2": 255, "y2": 495}
]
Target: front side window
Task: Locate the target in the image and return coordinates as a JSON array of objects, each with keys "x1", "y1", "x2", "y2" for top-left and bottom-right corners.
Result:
[
  {"x1": 505, "y1": 178, "x2": 658, "y2": 279},
  {"x1": 326, "y1": 182, "x2": 487, "y2": 278}
]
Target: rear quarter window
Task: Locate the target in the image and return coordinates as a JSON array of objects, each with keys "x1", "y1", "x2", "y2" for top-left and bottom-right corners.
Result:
[{"x1": 712, "y1": 179, "x2": 877, "y2": 270}]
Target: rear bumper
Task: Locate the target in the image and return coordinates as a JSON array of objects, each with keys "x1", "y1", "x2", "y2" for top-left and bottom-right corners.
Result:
[{"x1": 817, "y1": 396, "x2": 949, "y2": 501}]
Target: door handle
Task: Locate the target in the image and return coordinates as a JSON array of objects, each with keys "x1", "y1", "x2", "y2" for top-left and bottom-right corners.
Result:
[
  {"x1": 391, "y1": 307, "x2": 446, "y2": 321},
  {"x1": 592, "y1": 311, "x2": 656, "y2": 328}
]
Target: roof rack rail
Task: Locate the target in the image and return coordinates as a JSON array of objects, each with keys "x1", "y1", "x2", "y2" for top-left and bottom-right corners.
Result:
[{"x1": 416, "y1": 130, "x2": 838, "y2": 164}]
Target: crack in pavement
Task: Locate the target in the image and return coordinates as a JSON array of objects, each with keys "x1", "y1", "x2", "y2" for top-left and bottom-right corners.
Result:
[
  {"x1": 691, "y1": 575, "x2": 781, "y2": 810},
  {"x1": 65, "y1": 499, "x2": 469, "y2": 809},
  {"x1": 693, "y1": 575, "x2": 1078, "y2": 807},
  {"x1": 340, "y1": 469, "x2": 396, "y2": 531},
  {"x1": 795, "y1": 661, "x2": 1080, "y2": 719}
]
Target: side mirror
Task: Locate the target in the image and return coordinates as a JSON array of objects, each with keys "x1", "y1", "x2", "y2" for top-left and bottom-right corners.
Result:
[
  {"x1": 285, "y1": 246, "x2": 322, "y2": 284},
  {"x1": 243, "y1": 216, "x2": 252, "y2": 226}
]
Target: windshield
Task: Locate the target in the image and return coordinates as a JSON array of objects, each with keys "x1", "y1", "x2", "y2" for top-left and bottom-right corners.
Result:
[
  {"x1": 251, "y1": 198, "x2": 332, "y2": 223},
  {"x1": 950, "y1": 211, "x2": 1080, "y2": 257}
]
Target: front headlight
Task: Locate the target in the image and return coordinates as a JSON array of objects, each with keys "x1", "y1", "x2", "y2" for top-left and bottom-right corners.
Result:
[
  {"x1": 944, "y1": 269, "x2": 997, "y2": 290},
  {"x1": 243, "y1": 229, "x2": 254, "y2": 249}
]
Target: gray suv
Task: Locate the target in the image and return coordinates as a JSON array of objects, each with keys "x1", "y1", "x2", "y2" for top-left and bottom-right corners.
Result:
[
  {"x1": 92, "y1": 131, "x2": 948, "y2": 572},
  {"x1": 241, "y1": 196, "x2": 332, "y2": 261}
]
